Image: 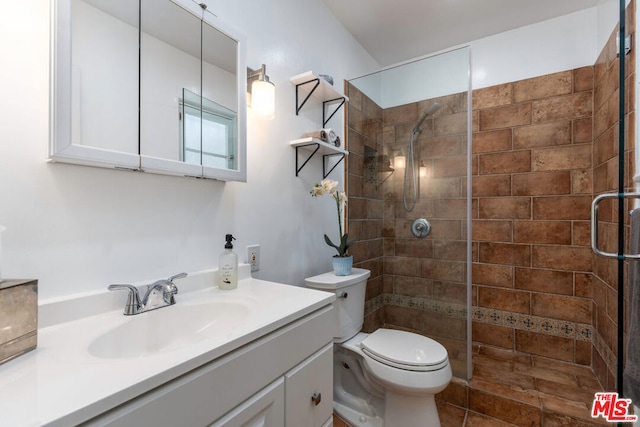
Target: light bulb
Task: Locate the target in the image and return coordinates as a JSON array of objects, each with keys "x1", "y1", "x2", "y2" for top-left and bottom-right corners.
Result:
[
  {"x1": 251, "y1": 80, "x2": 275, "y2": 120},
  {"x1": 394, "y1": 155, "x2": 406, "y2": 169}
]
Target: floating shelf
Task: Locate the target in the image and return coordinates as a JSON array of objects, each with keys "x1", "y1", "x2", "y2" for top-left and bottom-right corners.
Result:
[
  {"x1": 290, "y1": 71, "x2": 349, "y2": 126},
  {"x1": 290, "y1": 137, "x2": 348, "y2": 178}
]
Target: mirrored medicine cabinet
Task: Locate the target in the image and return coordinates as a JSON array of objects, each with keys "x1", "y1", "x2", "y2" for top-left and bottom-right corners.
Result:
[{"x1": 50, "y1": 0, "x2": 247, "y2": 181}]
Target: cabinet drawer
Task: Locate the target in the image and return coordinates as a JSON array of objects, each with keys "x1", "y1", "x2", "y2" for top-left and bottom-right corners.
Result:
[{"x1": 285, "y1": 343, "x2": 333, "y2": 427}]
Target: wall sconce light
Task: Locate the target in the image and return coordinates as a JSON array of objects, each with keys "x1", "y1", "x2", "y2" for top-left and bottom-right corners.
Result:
[
  {"x1": 247, "y1": 64, "x2": 275, "y2": 120},
  {"x1": 393, "y1": 153, "x2": 406, "y2": 169},
  {"x1": 419, "y1": 161, "x2": 428, "y2": 178}
]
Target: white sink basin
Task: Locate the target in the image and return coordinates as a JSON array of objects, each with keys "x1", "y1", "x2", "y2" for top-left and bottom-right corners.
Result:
[{"x1": 89, "y1": 297, "x2": 256, "y2": 359}]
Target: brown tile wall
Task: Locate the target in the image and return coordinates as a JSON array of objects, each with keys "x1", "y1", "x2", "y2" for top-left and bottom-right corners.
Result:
[
  {"x1": 345, "y1": 82, "x2": 385, "y2": 331},
  {"x1": 345, "y1": 0, "x2": 636, "y2": 387},
  {"x1": 384, "y1": 93, "x2": 470, "y2": 378},
  {"x1": 591, "y1": 1, "x2": 636, "y2": 390},
  {"x1": 471, "y1": 67, "x2": 595, "y2": 368},
  {"x1": 346, "y1": 83, "x2": 470, "y2": 377}
]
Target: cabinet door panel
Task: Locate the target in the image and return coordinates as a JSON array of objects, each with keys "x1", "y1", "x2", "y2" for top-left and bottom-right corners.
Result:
[
  {"x1": 285, "y1": 343, "x2": 333, "y2": 427},
  {"x1": 209, "y1": 378, "x2": 284, "y2": 427}
]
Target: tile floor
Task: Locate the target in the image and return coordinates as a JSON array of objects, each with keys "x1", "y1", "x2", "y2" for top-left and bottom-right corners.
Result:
[
  {"x1": 437, "y1": 345, "x2": 613, "y2": 426},
  {"x1": 334, "y1": 345, "x2": 629, "y2": 426}
]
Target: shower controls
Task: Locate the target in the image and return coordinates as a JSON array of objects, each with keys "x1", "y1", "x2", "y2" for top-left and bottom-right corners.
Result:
[{"x1": 411, "y1": 219, "x2": 431, "y2": 238}]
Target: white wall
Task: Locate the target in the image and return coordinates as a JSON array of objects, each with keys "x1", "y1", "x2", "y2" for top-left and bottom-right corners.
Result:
[
  {"x1": 0, "y1": 0, "x2": 624, "y2": 301},
  {"x1": 352, "y1": 5, "x2": 619, "y2": 109},
  {"x1": 0, "y1": 0, "x2": 378, "y2": 300},
  {"x1": 470, "y1": 8, "x2": 601, "y2": 91}
]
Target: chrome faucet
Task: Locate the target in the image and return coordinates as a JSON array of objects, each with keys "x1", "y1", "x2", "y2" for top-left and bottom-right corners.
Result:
[{"x1": 108, "y1": 272, "x2": 187, "y2": 315}]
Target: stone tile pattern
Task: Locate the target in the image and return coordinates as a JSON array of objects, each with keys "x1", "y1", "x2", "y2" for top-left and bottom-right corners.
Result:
[
  {"x1": 590, "y1": 0, "x2": 637, "y2": 392},
  {"x1": 346, "y1": 81, "x2": 471, "y2": 377},
  {"x1": 347, "y1": 61, "x2": 607, "y2": 380},
  {"x1": 347, "y1": 0, "x2": 635, "y2": 396},
  {"x1": 345, "y1": 81, "x2": 386, "y2": 333},
  {"x1": 436, "y1": 346, "x2": 614, "y2": 426},
  {"x1": 471, "y1": 65, "x2": 597, "y2": 371},
  {"x1": 366, "y1": 292, "x2": 593, "y2": 343},
  {"x1": 345, "y1": 2, "x2": 637, "y2": 422}
]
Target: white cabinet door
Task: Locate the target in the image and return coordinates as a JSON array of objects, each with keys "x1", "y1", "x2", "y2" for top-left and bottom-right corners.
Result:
[
  {"x1": 209, "y1": 378, "x2": 284, "y2": 427},
  {"x1": 285, "y1": 343, "x2": 333, "y2": 427}
]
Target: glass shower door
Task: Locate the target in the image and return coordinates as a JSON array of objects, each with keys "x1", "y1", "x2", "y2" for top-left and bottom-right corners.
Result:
[{"x1": 346, "y1": 46, "x2": 472, "y2": 380}]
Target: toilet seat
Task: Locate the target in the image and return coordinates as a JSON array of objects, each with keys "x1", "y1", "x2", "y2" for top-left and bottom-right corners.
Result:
[{"x1": 360, "y1": 329, "x2": 448, "y2": 372}]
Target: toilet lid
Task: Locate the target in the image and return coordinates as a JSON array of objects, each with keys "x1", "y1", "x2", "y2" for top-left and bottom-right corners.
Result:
[{"x1": 361, "y1": 329, "x2": 449, "y2": 372}]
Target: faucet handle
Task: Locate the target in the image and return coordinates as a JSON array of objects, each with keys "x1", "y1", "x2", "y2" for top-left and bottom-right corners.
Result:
[
  {"x1": 163, "y1": 273, "x2": 186, "y2": 303},
  {"x1": 108, "y1": 284, "x2": 142, "y2": 315},
  {"x1": 168, "y1": 272, "x2": 188, "y2": 283}
]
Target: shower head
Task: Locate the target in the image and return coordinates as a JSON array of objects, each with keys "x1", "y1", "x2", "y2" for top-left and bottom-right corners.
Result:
[
  {"x1": 413, "y1": 102, "x2": 442, "y2": 134},
  {"x1": 424, "y1": 102, "x2": 442, "y2": 116}
]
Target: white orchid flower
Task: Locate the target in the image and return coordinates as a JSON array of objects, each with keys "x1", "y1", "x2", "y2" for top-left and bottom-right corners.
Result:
[
  {"x1": 321, "y1": 178, "x2": 338, "y2": 194},
  {"x1": 310, "y1": 184, "x2": 325, "y2": 197},
  {"x1": 338, "y1": 191, "x2": 347, "y2": 204},
  {"x1": 310, "y1": 180, "x2": 355, "y2": 257}
]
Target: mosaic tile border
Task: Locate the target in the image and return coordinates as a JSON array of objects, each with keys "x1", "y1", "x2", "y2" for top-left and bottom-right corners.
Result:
[
  {"x1": 365, "y1": 293, "x2": 594, "y2": 343},
  {"x1": 472, "y1": 306, "x2": 593, "y2": 342}
]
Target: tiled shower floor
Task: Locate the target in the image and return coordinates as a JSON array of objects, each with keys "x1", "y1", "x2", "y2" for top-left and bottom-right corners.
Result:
[
  {"x1": 436, "y1": 345, "x2": 611, "y2": 426},
  {"x1": 335, "y1": 345, "x2": 615, "y2": 426}
]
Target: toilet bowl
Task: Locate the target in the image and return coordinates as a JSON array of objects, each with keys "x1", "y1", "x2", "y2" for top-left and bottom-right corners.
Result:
[{"x1": 305, "y1": 269, "x2": 452, "y2": 427}]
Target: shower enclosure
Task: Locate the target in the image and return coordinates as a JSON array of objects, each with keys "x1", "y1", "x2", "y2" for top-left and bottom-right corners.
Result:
[{"x1": 346, "y1": 47, "x2": 472, "y2": 380}]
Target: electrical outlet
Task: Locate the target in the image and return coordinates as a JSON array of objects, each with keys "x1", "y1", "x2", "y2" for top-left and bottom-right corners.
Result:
[{"x1": 247, "y1": 244, "x2": 260, "y2": 272}]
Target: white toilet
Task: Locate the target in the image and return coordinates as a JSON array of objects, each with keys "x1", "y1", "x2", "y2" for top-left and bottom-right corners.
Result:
[{"x1": 305, "y1": 268, "x2": 452, "y2": 427}]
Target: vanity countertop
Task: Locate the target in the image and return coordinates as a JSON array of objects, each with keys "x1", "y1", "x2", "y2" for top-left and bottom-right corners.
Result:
[{"x1": 0, "y1": 267, "x2": 334, "y2": 426}]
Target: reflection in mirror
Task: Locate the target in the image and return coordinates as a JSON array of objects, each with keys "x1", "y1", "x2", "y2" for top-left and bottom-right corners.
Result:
[
  {"x1": 181, "y1": 89, "x2": 201, "y2": 166},
  {"x1": 70, "y1": 0, "x2": 138, "y2": 154},
  {"x1": 202, "y1": 16, "x2": 238, "y2": 172},
  {"x1": 140, "y1": 1, "x2": 240, "y2": 176},
  {"x1": 181, "y1": 89, "x2": 238, "y2": 169},
  {"x1": 140, "y1": 0, "x2": 202, "y2": 175}
]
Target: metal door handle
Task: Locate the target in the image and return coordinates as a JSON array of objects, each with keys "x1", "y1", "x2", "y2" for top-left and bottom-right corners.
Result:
[{"x1": 591, "y1": 192, "x2": 640, "y2": 259}]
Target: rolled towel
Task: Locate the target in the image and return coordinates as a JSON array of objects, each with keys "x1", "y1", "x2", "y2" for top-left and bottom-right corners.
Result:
[
  {"x1": 303, "y1": 129, "x2": 340, "y2": 147},
  {"x1": 303, "y1": 129, "x2": 329, "y2": 142},
  {"x1": 333, "y1": 135, "x2": 341, "y2": 148}
]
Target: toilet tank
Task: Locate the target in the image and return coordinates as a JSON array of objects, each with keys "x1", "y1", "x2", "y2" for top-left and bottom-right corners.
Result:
[{"x1": 305, "y1": 268, "x2": 371, "y2": 343}]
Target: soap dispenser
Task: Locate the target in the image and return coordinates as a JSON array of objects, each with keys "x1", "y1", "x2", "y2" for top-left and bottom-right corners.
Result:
[{"x1": 219, "y1": 234, "x2": 238, "y2": 290}]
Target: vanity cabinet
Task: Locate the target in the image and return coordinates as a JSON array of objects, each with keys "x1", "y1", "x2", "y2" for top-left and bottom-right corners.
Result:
[
  {"x1": 285, "y1": 344, "x2": 333, "y2": 427},
  {"x1": 81, "y1": 305, "x2": 334, "y2": 427},
  {"x1": 210, "y1": 378, "x2": 284, "y2": 427}
]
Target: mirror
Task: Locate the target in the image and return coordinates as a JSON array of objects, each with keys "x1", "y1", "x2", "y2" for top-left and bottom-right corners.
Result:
[
  {"x1": 201, "y1": 14, "x2": 242, "y2": 179},
  {"x1": 50, "y1": 0, "x2": 247, "y2": 181},
  {"x1": 139, "y1": 0, "x2": 203, "y2": 177},
  {"x1": 50, "y1": 0, "x2": 140, "y2": 169}
]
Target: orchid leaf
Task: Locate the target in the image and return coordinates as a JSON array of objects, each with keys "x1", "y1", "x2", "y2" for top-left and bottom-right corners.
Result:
[{"x1": 324, "y1": 234, "x2": 342, "y2": 255}]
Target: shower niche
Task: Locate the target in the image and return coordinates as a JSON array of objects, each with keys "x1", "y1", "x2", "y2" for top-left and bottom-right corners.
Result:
[{"x1": 364, "y1": 145, "x2": 394, "y2": 188}]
